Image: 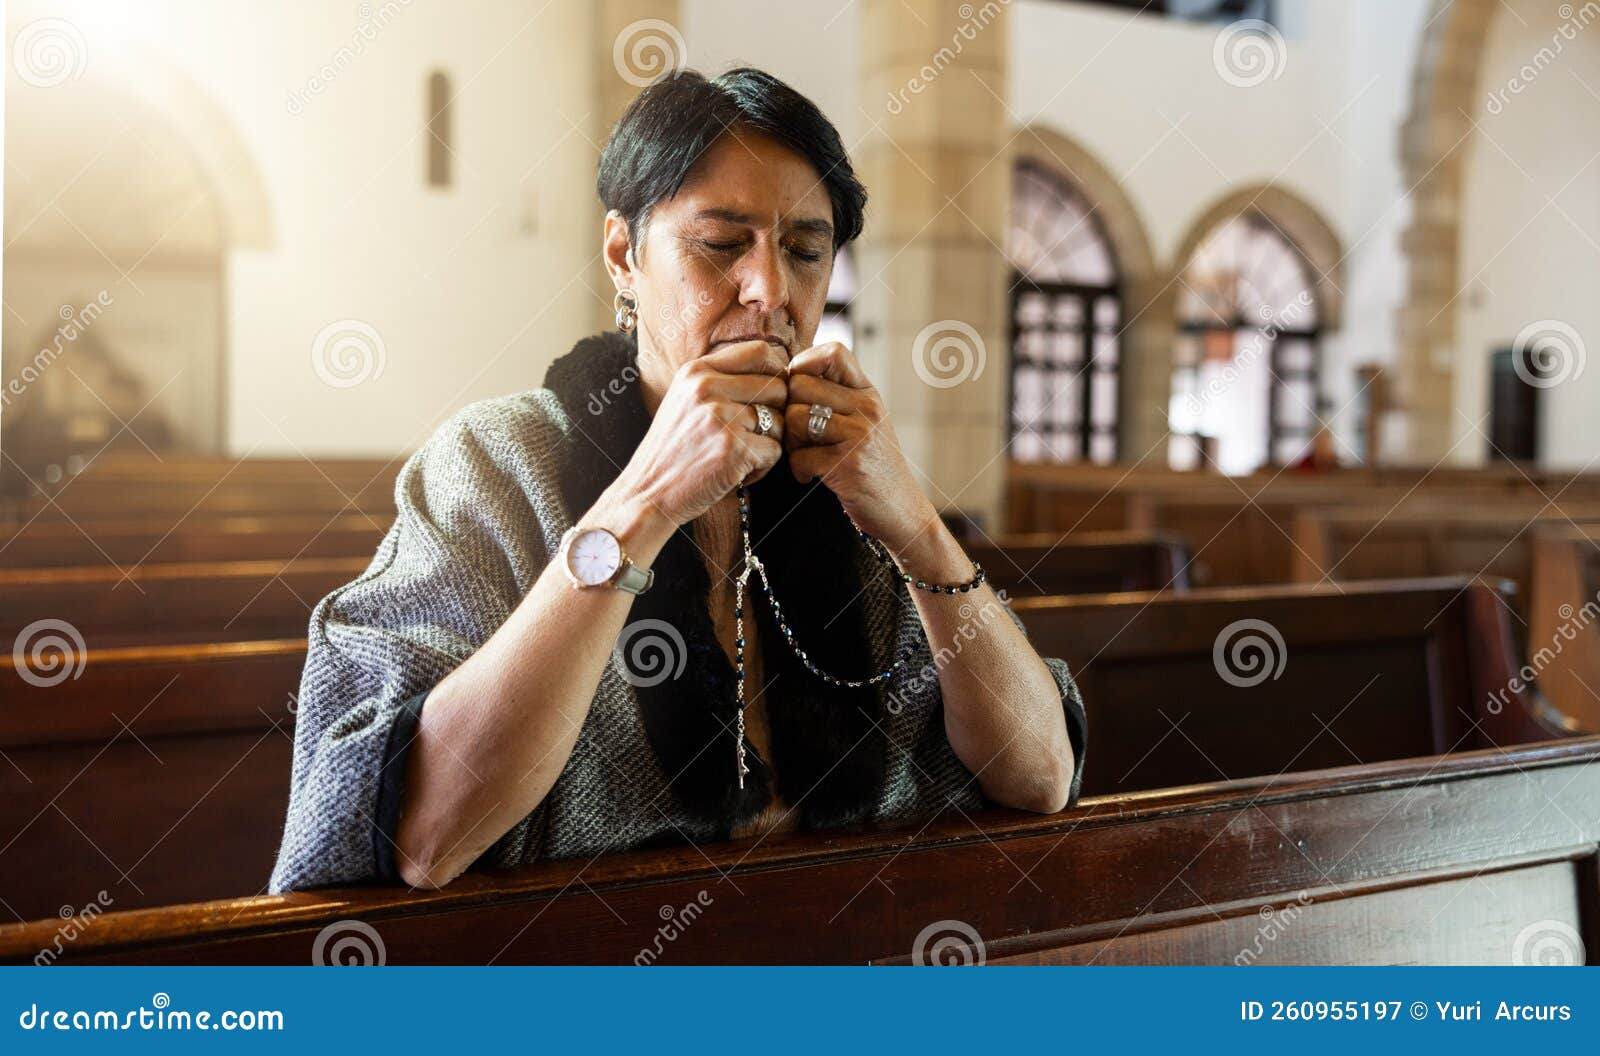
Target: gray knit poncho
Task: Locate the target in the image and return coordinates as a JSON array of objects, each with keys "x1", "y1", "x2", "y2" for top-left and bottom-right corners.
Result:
[{"x1": 268, "y1": 333, "x2": 1086, "y2": 893}]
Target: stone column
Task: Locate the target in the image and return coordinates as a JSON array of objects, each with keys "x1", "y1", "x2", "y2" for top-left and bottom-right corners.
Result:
[
  {"x1": 589, "y1": 0, "x2": 683, "y2": 335},
  {"x1": 1393, "y1": 0, "x2": 1497, "y2": 462},
  {"x1": 854, "y1": 0, "x2": 1013, "y2": 533}
]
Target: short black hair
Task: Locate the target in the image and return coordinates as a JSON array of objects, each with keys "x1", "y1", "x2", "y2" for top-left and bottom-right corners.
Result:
[{"x1": 597, "y1": 67, "x2": 866, "y2": 255}]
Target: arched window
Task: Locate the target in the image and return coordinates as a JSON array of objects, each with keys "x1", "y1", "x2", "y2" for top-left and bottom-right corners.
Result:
[
  {"x1": 1007, "y1": 159, "x2": 1121, "y2": 464},
  {"x1": 815, "y1": 247, "x2": 855, "y2": 349},
  {"x1": 1169, "y1": 211, "x2": 1321, "y2": 474}
]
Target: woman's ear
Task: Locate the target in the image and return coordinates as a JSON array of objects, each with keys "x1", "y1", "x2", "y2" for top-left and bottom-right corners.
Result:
[{"x1": 602, "y1": 209, "x2": 636, "y2": 291}]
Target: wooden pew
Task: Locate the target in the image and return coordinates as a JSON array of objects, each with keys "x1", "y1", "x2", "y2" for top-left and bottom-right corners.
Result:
[
  {"x1": 0, "y1": 640, "x2": 304, "y2": 922},
  {"x1": 13, "y1": 478, "x2": 397, "y2": 521},
  {"x1": 0, "y1": 575, "x2": 1575, "y2": 922},
  {"x1": 3, "y1": 736, "x2": 1596, "y2": 964},
  {"x1": 1528, "y1": 524, "x2": 1600, "y2": 733},
  {"x1": 0, "y1": 514, "x2": 388, "y2": 569},
  {"x1": 1012, "y1": 576, "x2": 1582, "y2": 797},
  {"x1": 0, "y1": 557, "x2": 368, "y2": 645},
  {"x1": 969, "y1": 532, "x2": 1191, "y2": 597},
  {"x1": 1004, "y1": 461, "x2": 1600, "y2": 587},
  {"x1": 58, "y1": 452, "x2": 399, "y2": 480},
  {"x1": 1289, "y1": 504, "x2": 1600, "y2": 607},
  {"x1": 6, "y1": 455, "x2": 400, "y2": 522}
]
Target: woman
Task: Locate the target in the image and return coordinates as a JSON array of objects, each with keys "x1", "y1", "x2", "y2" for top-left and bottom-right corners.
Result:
[{"x1": 269, "y1": 67, "x2": 1086, "y2": 894}]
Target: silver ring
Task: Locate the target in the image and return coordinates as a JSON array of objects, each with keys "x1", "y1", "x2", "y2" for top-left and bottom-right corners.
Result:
[
  {"x1": 753, "y1": 404, "x2": 776, "y2": 438},
  {"x1": 806, "y1": 404, "x2": 833, "y2": 442}
]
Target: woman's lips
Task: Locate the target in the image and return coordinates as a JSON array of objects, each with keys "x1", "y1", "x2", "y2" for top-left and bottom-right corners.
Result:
[{"x1": 713, "y1": 335, "x2": 791, "y2": 353}]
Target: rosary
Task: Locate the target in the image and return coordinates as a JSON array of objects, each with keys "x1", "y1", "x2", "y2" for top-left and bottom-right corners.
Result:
[{"x1": 730, "y1": 481, "x2": 987, "y2": 787}]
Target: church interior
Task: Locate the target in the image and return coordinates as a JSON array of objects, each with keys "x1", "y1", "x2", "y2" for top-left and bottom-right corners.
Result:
[{"x1": 2, "y1": 0, "x2": 1598, "y2": 966}]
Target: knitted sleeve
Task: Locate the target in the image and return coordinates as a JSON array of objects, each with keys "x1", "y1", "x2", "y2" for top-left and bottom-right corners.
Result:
[{"x1": 267, "y1": 392, "x2": 568, "y2": 893}]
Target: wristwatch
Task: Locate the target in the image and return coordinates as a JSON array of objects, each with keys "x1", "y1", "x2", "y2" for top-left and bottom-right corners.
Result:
[{"x1": 557, "y1": 525, "x2": 654, "y2": 595}]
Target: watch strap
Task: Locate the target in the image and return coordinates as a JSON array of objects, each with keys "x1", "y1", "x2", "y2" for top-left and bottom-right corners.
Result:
[{"x1": 613, "y1": 561, "x2": 654, "y2": 595}]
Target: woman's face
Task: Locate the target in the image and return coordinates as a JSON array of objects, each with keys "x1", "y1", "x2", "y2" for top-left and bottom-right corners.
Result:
[{"x1": 605, "y1": 129, "x2": 837, "y2": 396}]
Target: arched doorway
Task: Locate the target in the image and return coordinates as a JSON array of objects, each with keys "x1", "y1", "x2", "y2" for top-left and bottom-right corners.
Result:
[{"x1": 3, "y1": 33, "x2": 272, "y2": 469}]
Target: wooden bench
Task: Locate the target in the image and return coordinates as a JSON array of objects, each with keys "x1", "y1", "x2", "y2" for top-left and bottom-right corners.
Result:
[
  {"x1": 12, "y1": 480, "x2": 398, "y2": 521},
  {"x1": 5, "y1": 454, "x2": 401, "y2": 522},
  {"x1": 0, "y1": 514, "x2": 388, "y2": 569},
  {"x1": 1013, "y1": 576, "x2": 1583, "y2": 797},
  {"x1": 1528, "y1": 524, "x2": 1600, "y2": 734},
  {"x1": 969, "y1": 532, "x2": 1191, "y2": 597},
  {"x1": 0, "y1": 557, "x2": 368, "y2": 645},
  {"x1": 0, "y1": 640, "x2": 304, "y2": 921},
  {"x1": 3, "y1": 736, "x2": 1595, "y2": 964},
  {"x1": 0, "y1": 575, "x2": 1578, "y2": 922},
  {"x1": 1004, "y1": 462, "x2": 1600, "y2": 587},
  {"x1": 1289, "y1": 504, "x2": 1600, "y2": 607}
]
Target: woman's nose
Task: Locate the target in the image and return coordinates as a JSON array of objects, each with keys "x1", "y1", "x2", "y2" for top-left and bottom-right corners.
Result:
[{"x1": 735, "y1": 242, "x2": 789, "y2": 314}]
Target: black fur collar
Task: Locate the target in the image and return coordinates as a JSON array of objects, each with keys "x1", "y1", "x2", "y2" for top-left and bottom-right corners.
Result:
[{"x1": 543, "y1": 331, "x2": 894, "y2": 837}]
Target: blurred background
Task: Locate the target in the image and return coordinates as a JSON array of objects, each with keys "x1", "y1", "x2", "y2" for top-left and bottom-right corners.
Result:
[
  {"x1": 6, "y1": 0, "x2": 1600, "y2": 931},
  {"x1": 6, "y1": 0, "x2": 1595, "y2": 518}
]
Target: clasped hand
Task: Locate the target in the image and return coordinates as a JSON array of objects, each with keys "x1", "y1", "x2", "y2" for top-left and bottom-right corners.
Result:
[{"x1": 620, "y1": 339, "x2": 940, "y2": 558}]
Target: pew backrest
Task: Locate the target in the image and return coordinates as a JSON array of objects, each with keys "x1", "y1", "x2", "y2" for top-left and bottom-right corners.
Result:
[
  {"x1": 2, "y1": 737, "x2": 1595, "y2": 964},
  {"x1": 1013, "y1": 576, "x2": 1579, "y2": 797}
]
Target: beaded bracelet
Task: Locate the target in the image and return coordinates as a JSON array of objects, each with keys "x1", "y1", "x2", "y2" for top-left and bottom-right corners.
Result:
[{"x1": 851, "y1": 523, "x2": 987, "y2": 595}]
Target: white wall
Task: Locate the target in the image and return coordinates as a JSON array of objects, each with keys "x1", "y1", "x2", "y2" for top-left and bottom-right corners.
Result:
[
  {"x1": 1456, "y1": 0, "x2": 1600, "y2": 469},
  {"x1": 6, "y1": 0, "x2": 603, "y2": 458},
  {"x1": 1010, "y1": 0, "x2": 1344, "y2": 263},
  {"x1": 682, "y1": 0, "x2": 862, "y2": 148},
  {"x1": 1009, "y1": 0, "x2": 1429, "y2": 459},
  {"x1": 683, "y1": 0, "x2": 1435, "y2": 465},
  {"x1": 2, "y1": 0, "x2": 1481, "y2": 466}
]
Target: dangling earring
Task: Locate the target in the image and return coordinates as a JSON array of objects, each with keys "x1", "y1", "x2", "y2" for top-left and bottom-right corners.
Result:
[{"x1": 613, "y1": 288, "x2": 638, "y2": 333}]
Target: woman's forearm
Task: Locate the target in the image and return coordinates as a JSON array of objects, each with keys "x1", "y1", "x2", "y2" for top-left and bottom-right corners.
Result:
[
  {"x1": 393, "y1": 485, "x2": 677, "y2": 889},
  {"x1": 893, "y1": 522, "x2": 1076, "y2": 814}
]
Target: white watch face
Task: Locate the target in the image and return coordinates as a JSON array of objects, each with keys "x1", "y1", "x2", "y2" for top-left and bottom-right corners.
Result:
[{"x1": 568, "y1": 528, "x2": 622, "y2": 586}]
